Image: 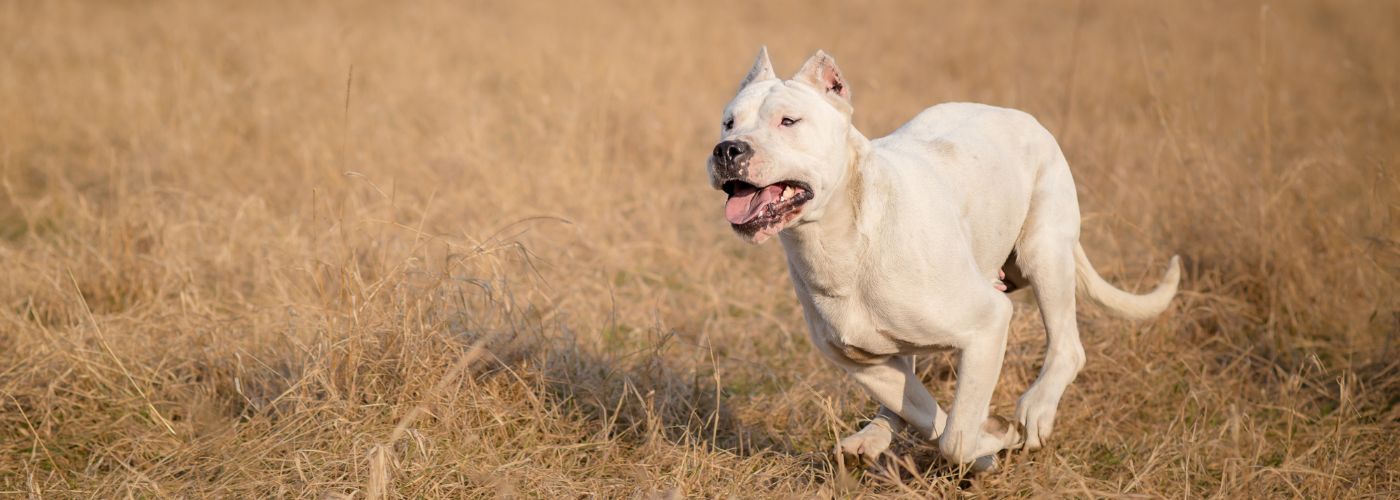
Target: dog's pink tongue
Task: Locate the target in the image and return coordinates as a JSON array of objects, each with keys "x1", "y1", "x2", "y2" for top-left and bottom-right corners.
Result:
[{"x1": 725, "y1": 184, "x2": 783, "y2": 224}]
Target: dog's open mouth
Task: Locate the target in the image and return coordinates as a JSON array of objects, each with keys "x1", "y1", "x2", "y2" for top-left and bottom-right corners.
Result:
[{"x1": 722, "y1": 180, "x2": 814, "y2": 234}]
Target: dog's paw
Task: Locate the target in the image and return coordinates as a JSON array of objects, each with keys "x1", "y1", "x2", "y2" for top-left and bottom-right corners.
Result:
[
  {"x1": 940, "y1": 416, "x2": 1024, "y2": 475},
  {"x1": 982, "y1": 415, "x2": 1025, "y2": 450},
  {"x1": 837, "y1": 420, "x2": 895, "y2": 467},
  {"x1": 970, "y1": 454, "x2": 999, "y2": 474},
  {"x1": 1015, "y1": 392, "x2": 1060, "y2": 451}
]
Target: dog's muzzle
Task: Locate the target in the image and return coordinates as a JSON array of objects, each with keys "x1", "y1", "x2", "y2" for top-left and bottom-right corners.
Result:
[{"x1": 711, "y1": 140, "x2": 752, "y2": 180}]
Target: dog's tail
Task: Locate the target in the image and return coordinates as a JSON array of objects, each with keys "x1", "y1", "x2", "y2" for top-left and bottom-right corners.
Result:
[{"x1": 1074, "y1": 242, "x2": 1181, "y2": 320}]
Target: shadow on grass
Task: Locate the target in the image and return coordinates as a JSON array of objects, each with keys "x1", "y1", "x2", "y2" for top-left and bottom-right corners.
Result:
[{"x1": 521, "y1": 331, "x2": 812, "y2": 461}]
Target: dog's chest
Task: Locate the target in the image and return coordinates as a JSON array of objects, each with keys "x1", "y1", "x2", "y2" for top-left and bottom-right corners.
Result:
[
  {"x1": 802, "y1": 288, "x2": 957, "y2": 363},
  {"x1": 805, "y1": 293, "x2": 898, "y2": 362}
]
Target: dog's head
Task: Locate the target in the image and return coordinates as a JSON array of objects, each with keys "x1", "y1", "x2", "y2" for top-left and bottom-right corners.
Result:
[{"x1": 708, "y1": 47, "x2": 855, "y2": 244}]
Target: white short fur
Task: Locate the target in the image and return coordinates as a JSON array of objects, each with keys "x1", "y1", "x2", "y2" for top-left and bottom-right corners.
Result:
[{"x1": 707, "y1": 48, "x2": 1181, "y2": 470}]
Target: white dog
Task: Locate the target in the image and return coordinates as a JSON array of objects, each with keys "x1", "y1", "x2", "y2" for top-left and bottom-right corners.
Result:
[{"x1": 707, "y1": 48, "x2": 1181, "y2": 470}]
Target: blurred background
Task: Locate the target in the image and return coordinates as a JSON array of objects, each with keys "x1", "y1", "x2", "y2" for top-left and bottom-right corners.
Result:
[{"x1": 1, "y1": 0, "x2": 1396, "y2": 496}]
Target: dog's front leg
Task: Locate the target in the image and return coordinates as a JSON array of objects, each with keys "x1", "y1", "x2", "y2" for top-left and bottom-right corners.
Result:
[
  {"x1": 939, "y1": 297, "x2": 1022, "y2": 471},
  {"x1": 837, "y1": 355, "x2": 947, "y2": 465}
]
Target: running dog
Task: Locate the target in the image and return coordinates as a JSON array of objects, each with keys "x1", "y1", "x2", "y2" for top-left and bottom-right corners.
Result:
[{"x1": 706, "y1": 47, "x2": 1181, "y2": 470}]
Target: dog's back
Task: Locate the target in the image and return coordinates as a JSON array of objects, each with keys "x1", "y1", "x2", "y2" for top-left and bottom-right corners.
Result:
[{"x1": 871, "y1": 102, "x2": 1069, "y2": 271}]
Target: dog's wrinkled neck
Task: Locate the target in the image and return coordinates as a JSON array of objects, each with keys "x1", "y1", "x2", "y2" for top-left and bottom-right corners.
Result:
[{"x1": 779, "y1": 126, "x2": 873, "y2": 297}]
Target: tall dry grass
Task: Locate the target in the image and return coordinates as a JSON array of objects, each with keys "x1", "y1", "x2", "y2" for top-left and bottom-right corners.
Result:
[{"x1": 1, "y1": 0, "x2": 1396, "y2": 497}]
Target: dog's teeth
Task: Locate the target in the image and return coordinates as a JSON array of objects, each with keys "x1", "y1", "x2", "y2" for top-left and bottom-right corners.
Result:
[{"x1": 782, "y1": 186, "x2": 795, "y2": 200}]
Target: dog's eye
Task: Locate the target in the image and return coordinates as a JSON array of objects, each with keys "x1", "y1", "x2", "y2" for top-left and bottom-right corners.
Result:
[
  {"x1": 723, "y1": 118, "x2": 734, "y2": 130},
  {"x1": 780, "y1": 117, "x2": 802, "y2": 127}
]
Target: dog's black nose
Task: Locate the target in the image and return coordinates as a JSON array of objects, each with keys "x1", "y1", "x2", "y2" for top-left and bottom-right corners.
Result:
[
  {"x1": 712, "y1": 140, "x2": 752, "y2": 177},
  {"x1": 714, "y1": 140, "x2": 749, "y2": 163}
]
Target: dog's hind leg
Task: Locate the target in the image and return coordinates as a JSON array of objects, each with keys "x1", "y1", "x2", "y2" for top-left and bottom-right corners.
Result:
[
  {"x1": 1013, "y1": 238, "x2": 1082, "y2": 450},
  {"x1": 1012, "y1": 160, "x2": 1085, "y2": 450}
]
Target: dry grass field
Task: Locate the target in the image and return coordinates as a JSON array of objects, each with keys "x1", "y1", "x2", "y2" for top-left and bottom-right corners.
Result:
[{"x1": 2, "y1": 0, "x2": 1398, "y2": 497}]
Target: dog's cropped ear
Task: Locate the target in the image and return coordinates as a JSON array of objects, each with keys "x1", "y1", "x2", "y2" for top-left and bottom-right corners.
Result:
[
  {"x1": 794, "y1": 50, "x2": 851, "y2": 110},
  {"x1": 738, "y1": 46, "x2": 777, "y2": 91}
]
